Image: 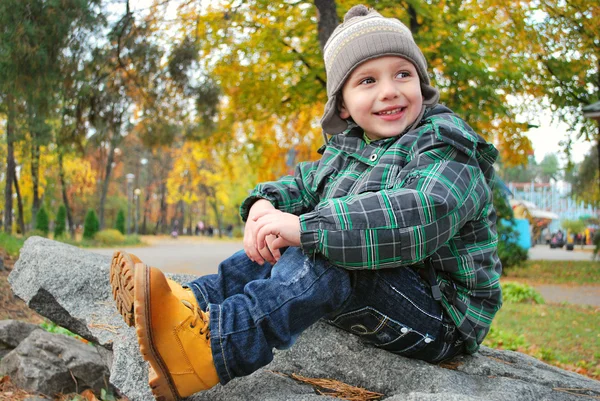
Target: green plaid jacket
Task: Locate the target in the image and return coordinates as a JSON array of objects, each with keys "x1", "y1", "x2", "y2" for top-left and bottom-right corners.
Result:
[{"x1": 240, "y1": 105, "x2": 502, "y2": 353}]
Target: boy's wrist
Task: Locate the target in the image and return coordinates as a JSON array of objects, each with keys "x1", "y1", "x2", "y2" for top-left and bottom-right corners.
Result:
[{"x1": 240, "y1": 195, "x2": 276, "y2": 222}]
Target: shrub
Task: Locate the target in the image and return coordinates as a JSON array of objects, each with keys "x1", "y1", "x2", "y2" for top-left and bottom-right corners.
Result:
[
  {"x1": 54, "y1": 205, "x2": 67, "y2": 238},
  {"x1": 492, "y1": 183, "x2": 528, "y2": 269},
  {"x1": 0, "y1": 233, "x2": 25, "y2": 257},
  {"x1": 115, "y1": 209, "x2": 126, "y2": 235},
  {"x1": 35, "y1": 207, "x2": 50, "y2": 236},
  {"x1": 501, "y1": 281, "x2": 545, "y2": 304},
  {"x1": 83, "y1": 209, "x2": 100, "y2": 240},
  {"x1": 95, "y1": 229, "x2": 126, "y2": 245},
  {"x1": 25, "y1": 229, "x2": 48, "y2": 239}
]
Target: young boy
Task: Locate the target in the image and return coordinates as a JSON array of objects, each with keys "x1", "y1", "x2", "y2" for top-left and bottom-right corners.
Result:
[{"x1": 110, "y1": 5, "x2": 502, "y2": 400}]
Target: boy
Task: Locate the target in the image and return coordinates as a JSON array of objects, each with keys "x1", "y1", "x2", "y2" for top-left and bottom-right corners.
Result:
[{"x1": 110, "y1": 5, "x2": 502, "y2": 400}]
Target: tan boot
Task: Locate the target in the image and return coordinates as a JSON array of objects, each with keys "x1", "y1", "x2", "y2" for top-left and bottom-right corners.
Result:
[
  {"x1": 110, "y1": 251, "x2": 196, "y2": 326},
  {"x1": 134, "y1": 263, "x2": 219, "y2": 400}
]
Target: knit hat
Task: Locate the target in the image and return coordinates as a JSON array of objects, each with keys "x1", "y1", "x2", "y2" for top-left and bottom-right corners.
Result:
[{"x1": 320, "y1": 5, "x2": 439, "y2": 134}]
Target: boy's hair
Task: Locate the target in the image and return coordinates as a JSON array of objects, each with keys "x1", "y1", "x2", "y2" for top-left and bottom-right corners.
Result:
[{"x1": 320, "y1": 5, "x2": 439, "y2": 135}]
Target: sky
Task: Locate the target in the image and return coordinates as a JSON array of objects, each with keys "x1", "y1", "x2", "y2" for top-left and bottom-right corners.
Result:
[{"x1": 525, "y1": 117, "x2": 593, "y2": 166}]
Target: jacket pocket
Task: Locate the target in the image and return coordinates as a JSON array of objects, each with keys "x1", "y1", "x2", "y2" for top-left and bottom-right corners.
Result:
[{"x1": 329, "y1": 306, "x2": 428, "y2": 356}]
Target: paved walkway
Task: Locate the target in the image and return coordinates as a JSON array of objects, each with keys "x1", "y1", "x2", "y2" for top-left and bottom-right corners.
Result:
[
  {"x1": 89, "y1": 238, "x2": 599, "y2": 307},
  {"x1": 528, "y1": 244, "x2": 596, "y2": 261}
]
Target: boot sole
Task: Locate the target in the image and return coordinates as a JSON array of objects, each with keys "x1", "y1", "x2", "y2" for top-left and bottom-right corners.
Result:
[
  {"x1": 135, "y1": 263, "x2": 181, "y2": 401},
  {"x1": 110, "y1": 251, "x2": 136, "y2": 326}
]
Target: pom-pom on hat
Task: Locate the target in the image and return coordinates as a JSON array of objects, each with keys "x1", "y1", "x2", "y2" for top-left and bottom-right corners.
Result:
[{"x1": 320, "y1": 5, "x2": 439, "y2": 134}]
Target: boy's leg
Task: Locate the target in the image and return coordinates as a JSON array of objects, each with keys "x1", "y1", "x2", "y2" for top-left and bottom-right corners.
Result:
[
  {"x1": 110, "y1": 247, "x2": 351, "y2": 400},
  {"x1": 326, "y1": 266, "x2": 464, "y2": 364},
  {"x1": 207, "y1": 247, "x2": 351, "y2": 384},
  {"x1": 185, "y1": 249, "x2": 276, "y2": 311}
]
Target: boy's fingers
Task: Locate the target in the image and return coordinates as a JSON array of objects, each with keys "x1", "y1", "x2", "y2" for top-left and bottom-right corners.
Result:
[{"x1": 258, "y1": 244, "x2": 276, "y2": 264}]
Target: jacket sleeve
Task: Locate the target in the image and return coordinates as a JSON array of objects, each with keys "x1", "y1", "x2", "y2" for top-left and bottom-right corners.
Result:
[
  {"x1": 299, "y1": 142, "x2": 493, "y2": 269},
  {"x1": 239, "y1": 159, "x2": 322, "y2": 221}
]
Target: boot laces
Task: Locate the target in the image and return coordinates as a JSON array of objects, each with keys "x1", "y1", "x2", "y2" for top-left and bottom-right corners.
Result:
[{"x1": 181, "y1": 300, "x2": 210, "y2": 340}]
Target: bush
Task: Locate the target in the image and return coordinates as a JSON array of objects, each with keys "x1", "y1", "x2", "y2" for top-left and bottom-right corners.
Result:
[
  {"x1": 115, "y1": 209, "x2": 126, "y2": 235},
  {"x1": 35, "y1": 207, "x2": 50, "y2": 236},
  {"x1": 25, "y1": 229, "x2": 48, "y2": 239},
  {"x1": 501, "y1": 281, "x2": 545, "y2": 304},
  {"x1": 0, "y1": 233, "x2": 24, "y2": 257},
  {"x1": 492, "y1": 183, "x2": 528, "y2": 269},
  {"x1": 95, "y1": 229, "x2": 126, "y2": 246},
  {"x1": 83, "y1": 209, "x2": 100, "y2": 240},
  {"x1": 54, "y1": 205, "x2": 67, "y2": 238}
]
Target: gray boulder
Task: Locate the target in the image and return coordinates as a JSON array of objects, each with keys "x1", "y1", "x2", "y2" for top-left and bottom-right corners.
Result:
[
  {"x1": 0, "y1": 329, "x2": 111, "y2": 396},
  {"x1": 8, "y1": 237, "x2": 600, "y2": 401},
  {"x1": 0, "y1": 319, "x2": 41, "y2": 359}
]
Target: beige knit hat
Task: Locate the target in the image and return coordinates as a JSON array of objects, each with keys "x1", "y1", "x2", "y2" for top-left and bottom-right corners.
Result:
[{"x1": 320, "y1": 5, "x2": 439, "y2": 134}]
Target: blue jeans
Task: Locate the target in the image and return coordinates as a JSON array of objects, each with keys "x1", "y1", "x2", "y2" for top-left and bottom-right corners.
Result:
[{"x1": 186, "y1": 247, "x2": 464, "y2": 385}]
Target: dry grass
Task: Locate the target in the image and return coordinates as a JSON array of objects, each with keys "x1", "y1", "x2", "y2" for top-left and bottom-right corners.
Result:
[
  {"x1": 0, "y1": 254, "x2": 43, "y2": 324},
  {"x1": 272, "y1": 371, "x2": 384, "y2": 401}
]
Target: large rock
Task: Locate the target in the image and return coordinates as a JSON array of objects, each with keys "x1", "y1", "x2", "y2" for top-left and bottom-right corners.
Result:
[
  {"x1": 0, "y1": 319, "x2": 41, "y2": 359},
  {"x1": 8, "y1": 237, "x2": 600, "y2": 401},
  {"x1": 0, "y1": 329, "x2": 111, "y2": 396}
]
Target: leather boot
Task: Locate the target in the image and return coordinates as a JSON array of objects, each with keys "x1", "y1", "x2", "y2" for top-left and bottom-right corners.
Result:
[
  {"x1": 110, "y1": 251, "x2": 196, "y2": 326},
  {"x1": 134, "y1": 263, "x2": 219, "y2": 400}
]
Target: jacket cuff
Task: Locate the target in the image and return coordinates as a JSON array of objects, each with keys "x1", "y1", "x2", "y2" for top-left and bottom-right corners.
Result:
[
  {"x1": 239, "y1": 195, "x2": 277, "y2": 222},
  {"x1": 299, "y1": 211, "x2": 321, "y2": 255}
]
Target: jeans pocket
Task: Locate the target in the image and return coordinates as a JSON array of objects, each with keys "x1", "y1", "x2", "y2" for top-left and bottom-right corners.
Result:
[{"x1": 329, "y1": 306, "x2": 429, "y2": 356}]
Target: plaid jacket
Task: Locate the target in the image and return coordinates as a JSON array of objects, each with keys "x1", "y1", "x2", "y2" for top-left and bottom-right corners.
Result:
[{"x1": 240, "y1": 105, "x2": 502, "y2": 353}]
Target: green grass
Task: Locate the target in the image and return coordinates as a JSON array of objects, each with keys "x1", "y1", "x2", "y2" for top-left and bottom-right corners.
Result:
[
  {"x1": 0, "y1": 232, "x2": 25, "y2": 258},
  {"x1": 61, "y1": 234, "x2": 144, "y2": 248},
  {"x1": 485, "y1": 301, "x2": 600, "y2": 379},
  {"x1": 504, "y1": 260, "x2": 600, "y2": 285}
]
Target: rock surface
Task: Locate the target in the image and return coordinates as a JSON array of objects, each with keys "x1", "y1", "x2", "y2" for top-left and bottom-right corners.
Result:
[
  {"x1": 0, "y1": 319, "x2": 41, "y2": 359},
  {"x1": 0, "y1": 329, "x2": 111, "y2": 396},
  {"x1": 8, "y1": 237, "x2": 600, "y2": 401}
]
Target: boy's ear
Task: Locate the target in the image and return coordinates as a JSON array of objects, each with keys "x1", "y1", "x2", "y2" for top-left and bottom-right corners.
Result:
[{"x1": 339, "y1": 100, "x2": 350, "y2": 119}]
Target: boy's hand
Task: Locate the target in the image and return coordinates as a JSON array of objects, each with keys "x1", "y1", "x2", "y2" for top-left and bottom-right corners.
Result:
[
  {"x1": 252, "y1": 209, "x2": 301, "y2": 254},
  {"x1": 244, "y1": 199, "x2": 280, "y2": 265}
]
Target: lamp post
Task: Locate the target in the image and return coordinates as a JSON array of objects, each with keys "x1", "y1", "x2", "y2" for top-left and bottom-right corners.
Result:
[
  {"x1": 126, "y1": 173, "x2": 135, "y2": 235},
  {"x1": 134, "y1": 188, "x2": 141, "y2": 235}
]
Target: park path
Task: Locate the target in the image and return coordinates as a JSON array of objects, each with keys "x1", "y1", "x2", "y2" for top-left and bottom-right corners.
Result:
[{"x1": 89, "y1": 238, "x2": 599, "y2": 307}]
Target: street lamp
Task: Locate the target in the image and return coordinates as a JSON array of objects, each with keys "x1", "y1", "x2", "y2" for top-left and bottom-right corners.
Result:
[
  {"x1": 134, "y1": 188, "x2": 141, "y2": 235},
  {"x1": 126, "y1": 173, "x2": 135, "y2": 235}
]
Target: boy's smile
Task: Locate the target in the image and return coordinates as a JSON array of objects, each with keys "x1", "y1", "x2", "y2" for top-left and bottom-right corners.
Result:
[{"x1": 339, "y1": 56, "x2": 423, "y2": 141}]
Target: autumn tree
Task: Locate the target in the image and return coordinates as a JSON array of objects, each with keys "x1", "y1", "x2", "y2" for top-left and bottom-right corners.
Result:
[{"x1": 508, "y1": 0, "x2": 599, "y2": 172}]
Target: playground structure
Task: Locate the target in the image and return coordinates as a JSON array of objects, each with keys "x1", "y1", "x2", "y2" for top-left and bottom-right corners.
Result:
[{"x1": 507, "y1": 182, "x2": 598, "y2": 247}]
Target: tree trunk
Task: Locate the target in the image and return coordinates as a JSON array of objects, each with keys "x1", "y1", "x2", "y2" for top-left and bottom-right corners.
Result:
[
  {"x1": 313, "y1": 0, "x2": 339, "y2": 50},
  {"x1": 141, "y1": 189, "x2": 149, "y2": 234},
  {"x1": 58, "y1": 150, "x2": 76, "y2": 239},
  {"x1": 98, "y1": 127, "x2": 119, "y2": 230},
  {"x1": 156, "y1": 182, "x2": 167, "y2": 234},
  {"x1": 4, "y1": 96, "x2": 15, "y2": 234},
  {"x1": 13, "y1": 172, "x2": 25, "y2": 235},
  {"x1": 30, "y1": 141, "x2": 41, "y2": 225},
  {"x1": 407, "y1": 4, "x2": 420, "y2": 34}
]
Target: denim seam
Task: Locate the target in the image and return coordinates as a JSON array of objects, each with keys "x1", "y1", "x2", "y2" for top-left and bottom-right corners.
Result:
[
  {"x1": 393, "y1": 337, "x2": 425, "y2": 354},
  {"x1": 388, "y1": 284, "x2": 443, "y2": 322},
  {"x1": 191, "y1": 283, "x2": 210, "y2": 309},
  {"x1": 216, "y1": 305, "x2": 233, "y2": 382}
]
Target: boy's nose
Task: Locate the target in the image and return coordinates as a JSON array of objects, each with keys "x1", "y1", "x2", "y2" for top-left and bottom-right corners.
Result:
[{"x1": 379, "y1": 79, "x2": 400, "y2": 100}]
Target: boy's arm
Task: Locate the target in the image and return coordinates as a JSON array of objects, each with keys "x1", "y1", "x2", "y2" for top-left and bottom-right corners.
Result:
[
  {"x1": 239, "y1": 159, "x2": 322, "y2": 221},
  {"x1": 299, "y1": 144, "x2": 494, "y2": 269}
]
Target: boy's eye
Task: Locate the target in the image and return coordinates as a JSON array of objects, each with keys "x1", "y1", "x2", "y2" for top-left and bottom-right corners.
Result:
[
  {"x1": 396, "y1": 71, "x2": 411, "y2": 79},
  {"x1": 359, "y1": 77, "x2": 375, "y2": 85}
]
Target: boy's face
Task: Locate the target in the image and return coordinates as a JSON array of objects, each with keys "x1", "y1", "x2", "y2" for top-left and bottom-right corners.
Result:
[{"x1": 339, "y1": 56, "x2": 423, "y2": 140}]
